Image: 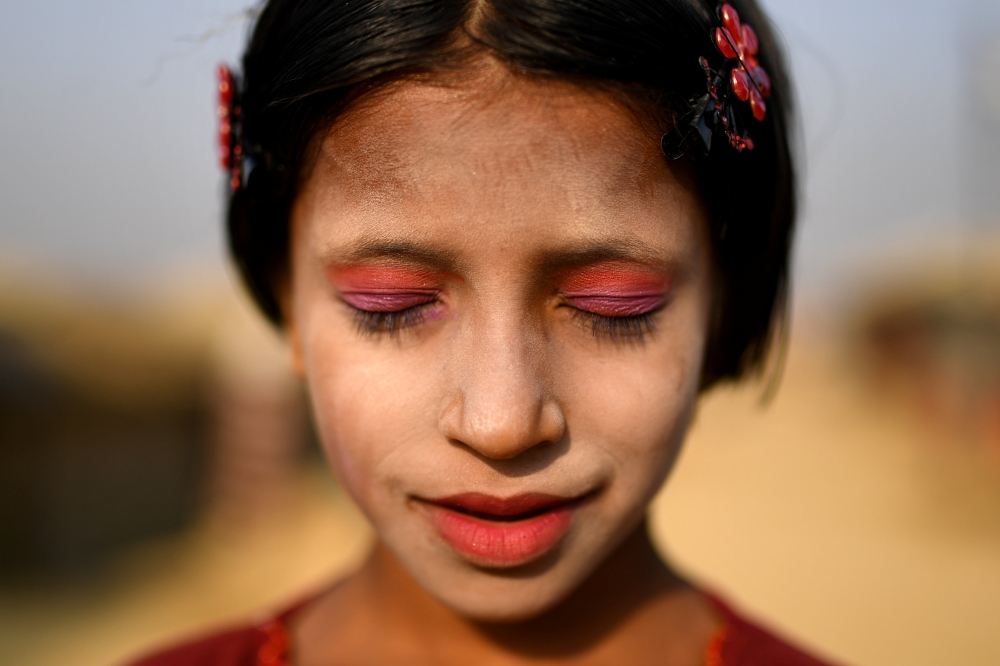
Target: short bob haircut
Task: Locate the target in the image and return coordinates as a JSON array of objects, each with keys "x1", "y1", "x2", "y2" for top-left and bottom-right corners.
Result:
[{"x1": 226, "y1": 0, "x2": 795, "y2": 389}]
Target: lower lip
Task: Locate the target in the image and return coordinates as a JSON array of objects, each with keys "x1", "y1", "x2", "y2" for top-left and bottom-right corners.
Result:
[{"x1": 418, "y1": 503, "x2": 577, "y2": 568}]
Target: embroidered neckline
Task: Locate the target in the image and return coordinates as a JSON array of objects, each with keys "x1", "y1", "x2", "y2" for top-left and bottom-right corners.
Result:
[
  {"x1": 254, "y1": 591, "x2": 731, "y2": 665},
  {"x1": 704, "y1": 624, "x2": 730, "y2": 666},
  {"x1": 256, "y1": 619, "x2": 291, "y2": 666}
]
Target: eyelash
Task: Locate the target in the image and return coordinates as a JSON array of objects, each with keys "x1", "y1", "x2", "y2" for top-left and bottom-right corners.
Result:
[
  {"x1": 352, "y1": 304, "x2": 431, "y2": 337},
  {"x1": 569, "y1": 308, "x2": 657, "y2": 341},
  {"x1": 350, "y1": 300, "x2": 658, "y2": 342}
]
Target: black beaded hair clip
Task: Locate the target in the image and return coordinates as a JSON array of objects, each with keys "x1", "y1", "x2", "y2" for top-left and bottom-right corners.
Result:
[{"x1": 662, "y1": 3, "x2": 772, "y2": 159}]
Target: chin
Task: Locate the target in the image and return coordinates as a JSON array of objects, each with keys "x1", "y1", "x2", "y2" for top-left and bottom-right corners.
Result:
[
  {"x1": 421, "y1": 560, "x2": 588, "y2": 623},
  {"x1": 384, "y1": 522, "x2": 622, "y2": 623}
]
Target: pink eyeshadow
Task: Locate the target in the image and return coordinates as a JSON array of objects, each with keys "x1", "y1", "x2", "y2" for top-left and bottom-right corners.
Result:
[
  {"x1": 327, "y1": 264, "x2": 446, "y2": 290},
  {"x1": 558, "y1": 262, "x2": 669, "y2": 317},
  {"x1": 565, "y1": 294, "x2": 664, "y2": 317},
  {"x1": 327, "y1": 264, "x2": 447, "y2": 312},
  {"x1": 339, "y1": 290, "x2": 438, "y2": 312}
]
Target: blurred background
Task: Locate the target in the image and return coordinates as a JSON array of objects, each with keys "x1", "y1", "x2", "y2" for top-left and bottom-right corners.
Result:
[{"x1": 1, "y1": 1, "x2": 998, "y2": 664}]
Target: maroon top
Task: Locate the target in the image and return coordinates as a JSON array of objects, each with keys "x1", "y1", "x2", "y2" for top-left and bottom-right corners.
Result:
[{"x1": 125, "y1": 590, "x2": 842, "y2": 666}]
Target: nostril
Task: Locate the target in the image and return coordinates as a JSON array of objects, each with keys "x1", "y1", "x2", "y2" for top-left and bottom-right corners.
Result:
[
  {"x1": 438, "y1": 393, "x2": 566, "y2": 460},
  {"x1": 536, "y1": 401, "x2": 567, "y2": 446}
]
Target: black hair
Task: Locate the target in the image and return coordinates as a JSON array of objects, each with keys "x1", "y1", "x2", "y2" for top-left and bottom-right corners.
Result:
[{"x1": 227, "y1": 0, "x2": 795, "y2": 389}]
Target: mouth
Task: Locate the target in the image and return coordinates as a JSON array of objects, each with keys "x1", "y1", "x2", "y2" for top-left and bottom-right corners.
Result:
[{"x1": 413, "y1": 492, "x2": 592, "y2": 568}]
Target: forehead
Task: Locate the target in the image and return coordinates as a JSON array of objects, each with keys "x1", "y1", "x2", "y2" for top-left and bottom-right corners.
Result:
[
  {"x1": 296, "y1": 60, "x2": 705, "y2": 260},
  {"x1": 320, "y1": 63, "x2": 670, "y2": 190}
]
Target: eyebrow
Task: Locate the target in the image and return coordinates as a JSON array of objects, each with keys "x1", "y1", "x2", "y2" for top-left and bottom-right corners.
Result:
[
  {"x1": 320, "y1": 236, "x2": 669, "y2": 276},
  {"x1": 322, "y1": 238, "x2": 460, "y2": 272},
  {"x1": 536, "y1": 239, "x2": 669, "y2": 274}
]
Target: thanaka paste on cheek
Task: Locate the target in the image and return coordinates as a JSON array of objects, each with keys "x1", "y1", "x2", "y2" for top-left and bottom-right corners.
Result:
[
  {"x1": 326, "y1": 264, "x2": 449, "y2": 313},
  {"x1": 558, "y1": 262, "x2": 670, "y2": 317}
]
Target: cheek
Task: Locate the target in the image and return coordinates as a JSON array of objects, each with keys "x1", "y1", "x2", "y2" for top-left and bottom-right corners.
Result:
[
  {"x1": 299, "y1": 311, "x2": 435, "y2": 513},
  {"x1": 577, "y1": 353, "x2": 694, "y2": 464},
  {"x1": 302, "y1": 342, "x2": 370, "y2": 504},
  {"x1": 559, "y1": 299, "x2": 707, "y2": 493}
]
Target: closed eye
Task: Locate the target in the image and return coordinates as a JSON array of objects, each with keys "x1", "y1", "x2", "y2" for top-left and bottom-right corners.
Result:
[
  {"x1": 340, "y1": 289, "x2": 440, "y2": 337},
  {"x1": 563, "y1": 294, "x2": 664, "y2": 318},
  {"x1": 570, "y1": 309, "x2": 657, "y2": 341},
  {"x1": 340, "y1": 289, "x2": 439, "y2": 312},
  {"x1": 563, "y1": 294, "x2": 666, "y2": 342}
]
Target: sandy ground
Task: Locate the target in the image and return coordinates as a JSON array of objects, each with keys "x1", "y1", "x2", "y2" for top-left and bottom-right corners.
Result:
[{"x1": 2, "y1": 335, "x2": 999, "y2": 666}]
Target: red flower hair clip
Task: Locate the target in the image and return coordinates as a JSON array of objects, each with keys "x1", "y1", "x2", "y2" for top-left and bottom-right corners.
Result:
[
  {"x1": 713, "y1": 3, "x2": 771, "y2": 122},
  {"x1": 217, "y1": 64, "x2": 244, "y2": 191},
  {"x1": 662, "y1": 3, "x2": 773, "y2": 159}
]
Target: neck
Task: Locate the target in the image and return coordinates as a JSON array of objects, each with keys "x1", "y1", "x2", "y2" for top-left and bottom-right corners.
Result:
[
  {"x1": 473, "y1": 521, "x2": 688, "y2": 655},
  {"x1": 295, "y1": 519, "x2": 718, "y2": 666},
  {"x1": 324, "y1": 519, "x2": 695, "y2": 661}
]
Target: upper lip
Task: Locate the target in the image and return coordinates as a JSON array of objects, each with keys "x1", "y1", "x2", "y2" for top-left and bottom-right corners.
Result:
[{"x1": 423, "y1": 492, "x2": 587, "y2": 521}]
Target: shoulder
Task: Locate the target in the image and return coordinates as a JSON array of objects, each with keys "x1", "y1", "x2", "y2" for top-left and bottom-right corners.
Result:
[
  {"x1": 122, "y1": 624, "x2": 264, "y2": 666},
  {"x1": 122, "y1": 590, "x2": 316, "y2": 666},
  {"x1": 122, "y1": 615, "x2": 295, "y2": 666},
  {"x1": 705, "y1": 593, "x2": 847, "y2": 666}
]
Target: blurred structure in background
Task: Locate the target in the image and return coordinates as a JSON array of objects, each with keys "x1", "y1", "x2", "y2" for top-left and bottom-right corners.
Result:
[
  {"x1": 853, "y1": 1, "x2": 1000, "y2": 482},
  {"x1": 204, "y1": 297, "x2": 308, "y2": 531},
  {"x1": 0, "y1": 277, "x2": 206, "y2": 577},
  {"x1": 0, "y1": 268, "x2": 309, "y2": 580},
  {"x1": 857, "y1": 251, "x2": 1000, "y2": 475}
]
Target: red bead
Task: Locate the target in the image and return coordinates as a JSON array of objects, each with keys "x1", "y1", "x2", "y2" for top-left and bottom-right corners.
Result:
[
  {"x1": 730, "y1": 67, "x2": 750, "y2": 101},
  {"x1": 218, "y1": 83, "x2": 232, "y2": 108},
  {"x1": 219, "y1": 115, "x2": 231, "y2": 170},
  {"x1": 751, "y1": 64, "x2": 771, "y2": 97},
  {"x1": 720, "y1": 4, "x2": 742, "y2": 42},
  {"x1": 218, "y1": 66, "x2": 234, "y2": 114},
  {"x1": 714, "y1": 27, "x2": 739, "y2": 59},
  {"x1": 741, "y1": 24, "x2": 759, "y2": 56},
  {"x1": 750, "y1": 88, "x2": 767, "y2": 121},
  {"x1": 217, "y1": 63, "x2": 238, "y2": 173}
]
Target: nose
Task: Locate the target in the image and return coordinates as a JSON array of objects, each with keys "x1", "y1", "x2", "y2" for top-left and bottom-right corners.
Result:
[{"x1": 438, "y1": 314, "x2": 566, "y2": 460}]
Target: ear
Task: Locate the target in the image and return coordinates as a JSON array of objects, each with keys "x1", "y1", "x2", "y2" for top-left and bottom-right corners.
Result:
[
  {"x1": 277, "y1": 279, "x2": 308, "y2": 380},
  {"x1": 286, "y1": 317, "x2": 307, "y2": 380}
]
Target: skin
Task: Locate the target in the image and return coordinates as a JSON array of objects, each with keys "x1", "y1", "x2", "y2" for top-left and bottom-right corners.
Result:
[{"x1": 285, "y1": 58, "x2": 720, "y2": 665}]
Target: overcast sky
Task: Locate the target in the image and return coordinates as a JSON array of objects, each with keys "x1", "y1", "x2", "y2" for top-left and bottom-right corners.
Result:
[{"x1": 1, "y1": 0, "x2": 997, "y2": 303}]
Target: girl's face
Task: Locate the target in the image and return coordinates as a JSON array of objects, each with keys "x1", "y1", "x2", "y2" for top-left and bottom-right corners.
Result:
[{"x1": 287, "y1": 63, "x2": 714, "y2": 621}]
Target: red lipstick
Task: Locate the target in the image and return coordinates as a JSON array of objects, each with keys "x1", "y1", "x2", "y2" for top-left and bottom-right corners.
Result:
[{"x1": 417, "y1": 493, "x2": 584, "y2": 568}]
